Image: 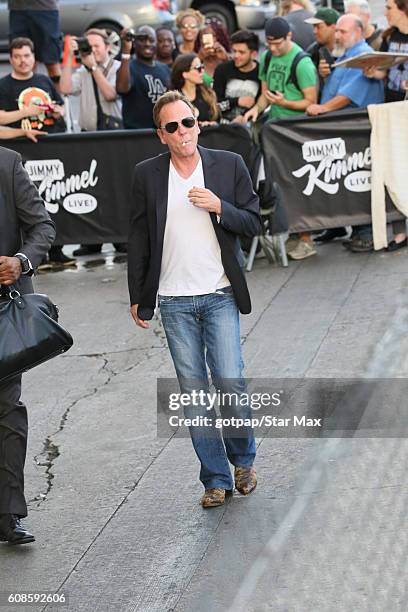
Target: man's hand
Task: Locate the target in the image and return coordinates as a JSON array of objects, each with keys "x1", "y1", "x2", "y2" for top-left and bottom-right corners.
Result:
[
  {"x1": 50, "y1": 103, "x2": 64, "y2": 119},
  {"x1": 130, "y1": 304, "x2": 149, "y2": 329},
  {"x1": 214, "y1": 41, "x2": 228, "y2": 61},
  {"x1": 23, "y1": 103, "x2": 43, "y2": 118},
  {"x1": 306, "y1": 103, "x2": 326, "y2": 116},
  {"x1": 0, "y1": 256, "x2": 22, "y2": 285},
  {"x1": 120, "y1": 28, "x2": 134, "y2": 54},
  {"x1": 363, "y1": 66, "x2": 387, "y2": 80},
  {"x1": 318, "y1": 59, "x2": 331, "y2": 79},
  {"x1": 232, "y1": 114, "x2": 247, "y2": 124},
  {"x1": 265, "y1": 90, "x2": 286, "y2": 107},
  {"x1": 23, "y1": 128, "x2": 46, "y2": 143},
  {"x1": 244, "y1": 105, "x2": 259, "y2": 123},
  {"x1": 68, "y1": 37, "x2": 79, "y2": 56},
  {"x1": 238, "y1": 95, "x2": 256, "y2": 109},
  {"x1": 80, "y1": 51, "x2": 97, "y2": 70},
  {"x1": 188, "y1": 187, "x2": 221, "y2": 214}
]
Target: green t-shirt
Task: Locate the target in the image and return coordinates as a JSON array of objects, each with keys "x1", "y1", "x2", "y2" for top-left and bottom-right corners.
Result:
[
  {"x1": 203, "y1": 71, "x2": 213, "y2": 87},
  {"x1": 258, "y1": 43, "x2": 317, "y2": 120}
]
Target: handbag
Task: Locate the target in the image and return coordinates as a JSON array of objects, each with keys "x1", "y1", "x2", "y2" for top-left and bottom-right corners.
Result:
[
  {"x1": 0, "y1": 286, "x2": 73, "y2": 383},
  {"x1": 91, "y1": 60, "x2": 123, "y2": 131}
]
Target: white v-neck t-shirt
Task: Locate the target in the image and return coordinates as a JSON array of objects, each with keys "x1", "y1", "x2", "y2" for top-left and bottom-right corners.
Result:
[{"x1": 158, "y1": 158, "x2": 229, "y2": 296}]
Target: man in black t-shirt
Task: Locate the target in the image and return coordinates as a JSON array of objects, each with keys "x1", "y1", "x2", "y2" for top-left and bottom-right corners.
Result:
[
  {"x1": 0, "y1": 37, "x2": 64, "y2": 133},
  {"x1": 213, "y1": 30, "x2": 261, "y2": 123},
  {"x1": 116, "y1": 25, "x2": 170, "y2": 129},
  {"x1": 0, "y1": 38, "x2": 73, "y2": 267}
]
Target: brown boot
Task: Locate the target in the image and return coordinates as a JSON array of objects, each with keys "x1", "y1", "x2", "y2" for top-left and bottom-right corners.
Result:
[
  {"x1": 201, "y1": 488, "x2": 229, "y2": 508},
  {"x1": 235, "y1": 466, "x2": 257, "y2": 495}
]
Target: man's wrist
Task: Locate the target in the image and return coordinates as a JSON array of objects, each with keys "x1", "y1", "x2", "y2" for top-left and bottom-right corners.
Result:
[{"x1": 14, "y1": 253, "x2": 33, "y2": 276}]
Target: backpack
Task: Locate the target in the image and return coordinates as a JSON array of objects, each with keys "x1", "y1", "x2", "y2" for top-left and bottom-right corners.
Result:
[{"x1": 263, "y1": 49, "x2": 309, "y2": 93}]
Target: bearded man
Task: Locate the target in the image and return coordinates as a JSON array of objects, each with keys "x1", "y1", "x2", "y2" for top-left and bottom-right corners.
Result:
[{"x1": 306, "y1": 13, "x2": 384, "y2": 115}]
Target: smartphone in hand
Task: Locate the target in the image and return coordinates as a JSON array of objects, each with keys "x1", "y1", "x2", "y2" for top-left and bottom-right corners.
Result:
[{"x1": 202, "y1": 33, "x2": 215, "y2": 48}]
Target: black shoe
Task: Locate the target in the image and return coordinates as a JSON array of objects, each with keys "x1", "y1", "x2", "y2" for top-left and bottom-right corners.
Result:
[
  {"x1": 349, "y1": 237, "x2": 374, "y2": 252},
  {"x1": 113, "y1": 243, "x2": 127, "y2": 253},
  {"x1": 386, "y1": 238, "x2": 408, "y2": 252},
  {"x1": 0, "y1": 514, "x2": 35, "y2": 545},
  {"x1": 314, "y1": 228, "x2": 348, "y2": 243},
  {"x1": 72, "y1": 245, "x2": 102, "y2": 257},
  {"x1": 49, "y1": 251, "x2": 77, "y2": 266}
]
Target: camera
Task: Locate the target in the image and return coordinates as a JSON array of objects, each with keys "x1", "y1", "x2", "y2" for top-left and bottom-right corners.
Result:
[
  {"x1": 76, "y1": 37, "x2": 92, "y2": 55},
  {"x1": 125, "y1": 28, "x2": 136, "y2": 42}
]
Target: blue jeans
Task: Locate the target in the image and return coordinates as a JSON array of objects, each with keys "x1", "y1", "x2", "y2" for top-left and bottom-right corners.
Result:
[{"x1": 159, "y1": 286, "x2": 256, "y2": 490}]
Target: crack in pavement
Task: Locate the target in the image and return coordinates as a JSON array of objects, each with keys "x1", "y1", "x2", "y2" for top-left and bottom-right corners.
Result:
[
  {"x1": 29, "y1": 356, "x2": 111, "y2": 508},
  {"x1": 29, "y1": 322, "x2": 168, "y2": 510}
]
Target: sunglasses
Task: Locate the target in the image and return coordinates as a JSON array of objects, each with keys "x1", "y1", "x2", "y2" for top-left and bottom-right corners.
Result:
[
  {"x1": 161, "y1": 116, "x2": 196, "y2": 133},
  {"x1": 181, "y1": 23, "x2": 199, "y2": 30},
  {"x1": 191, "y1": 63, "x2": 204, "y2": 72}
]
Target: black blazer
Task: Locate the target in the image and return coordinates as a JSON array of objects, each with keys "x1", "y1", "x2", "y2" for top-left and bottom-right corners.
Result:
[
  {"x1": 0, "y1": 147, "x2": 55, "y2": 295},
  {"x1": 127, "y1": 145, "x2": 261, "y2": 319}
]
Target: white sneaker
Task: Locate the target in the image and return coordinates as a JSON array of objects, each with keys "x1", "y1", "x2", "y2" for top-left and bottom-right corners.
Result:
[{"x1": 288, "y1": 240, "x2": 317, "y2": 260}]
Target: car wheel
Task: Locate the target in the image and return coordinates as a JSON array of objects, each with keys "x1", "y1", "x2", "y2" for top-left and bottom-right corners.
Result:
[
  {"x1": 198, "y1": 2, "x2": 237, "y2": 33},
  {"x1": 91, "y1": 21, "x2": 122, "y2": 59}
]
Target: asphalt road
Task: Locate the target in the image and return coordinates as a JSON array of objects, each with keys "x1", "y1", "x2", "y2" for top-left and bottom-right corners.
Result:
[{"x1": 1, "y1": 241, "x2": 408, "y2": 611}]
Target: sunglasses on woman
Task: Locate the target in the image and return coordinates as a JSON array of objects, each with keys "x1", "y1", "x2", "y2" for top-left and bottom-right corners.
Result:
[
  {"x1": 160, "y1": 116, "x2": 196, "y2": 133},
  {"x1": 181, "y1": 23, "x2": 199, "y2": 30},
  {"x1": 191, "y1": 63, "x2": 204, "y2": 73}
]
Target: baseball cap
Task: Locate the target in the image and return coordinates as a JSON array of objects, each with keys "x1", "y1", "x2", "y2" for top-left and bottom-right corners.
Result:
[
  {"x1": 304, "y1": 8, "x2": 340, "y2": 25},
  {"x1": 265, "y1": 17, "x2": 291, "y2": 39}
]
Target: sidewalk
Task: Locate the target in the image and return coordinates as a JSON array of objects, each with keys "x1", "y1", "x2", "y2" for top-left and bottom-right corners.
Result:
[{"x1": 1, "y1": 242, "x2": 407, "y2": 611}]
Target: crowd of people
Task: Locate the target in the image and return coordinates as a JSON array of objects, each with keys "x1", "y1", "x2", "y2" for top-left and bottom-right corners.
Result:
[{"x1": 0, "y1": 2, "x2": 407, "y2": 262}]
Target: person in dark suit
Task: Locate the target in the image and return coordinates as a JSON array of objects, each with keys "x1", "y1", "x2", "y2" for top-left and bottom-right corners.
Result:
[
  {"x1": 0, "y1": 146, "x2": 55, "y2": 544},
  {"x1": 128, "y1": 90, "x2": 261, "y2": 508}
]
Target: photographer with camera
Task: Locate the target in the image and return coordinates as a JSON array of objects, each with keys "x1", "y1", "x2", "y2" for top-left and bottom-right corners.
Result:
[
  {"x1": 116, "y1": 25, "x2": 170, "y2": 129},
  {"x1": 60, "y1": 29, "x2": 122, "y2": 132}
]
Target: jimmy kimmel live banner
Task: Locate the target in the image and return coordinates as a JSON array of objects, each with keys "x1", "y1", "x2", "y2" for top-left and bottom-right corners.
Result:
[
  {"x1": 4, "y1": 124, "x2": 260, "y2": 245},
  {"x1": 261, "y1": 109, "x2": 401, "y2": 232}
]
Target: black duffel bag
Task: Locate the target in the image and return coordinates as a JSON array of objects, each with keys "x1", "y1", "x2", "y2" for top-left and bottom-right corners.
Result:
[{"x1": 0, "y1": 286, "x2": 73, "y2": 383}]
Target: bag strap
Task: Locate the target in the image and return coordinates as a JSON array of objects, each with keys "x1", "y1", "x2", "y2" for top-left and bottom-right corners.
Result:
[
  {"x1": 90, "y1": 59, "x2": 114, "y2": 130},
  {"x1": 263, "y1": 49, "x2": 309, "y2": 92},
  {"x1": 263, "y1": 49, "x2": 272, "y2": 76},
  {"x1": 287, "y1": 51, "x2": 309, "y2": 91},
  {"x1": 91, "y1": 70, "x2": 104, "y2": 130}
]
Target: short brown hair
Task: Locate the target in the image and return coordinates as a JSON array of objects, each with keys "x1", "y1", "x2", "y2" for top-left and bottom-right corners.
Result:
[
  {"x1": 153, "y1": 90, "x2": 196, "y2": 128},
  {"x1": 9, "y1": 37, "x2": 34, "y2": 54},
  {"x1": 85, "y1": 28, "x2": 109, "y2": 44}
]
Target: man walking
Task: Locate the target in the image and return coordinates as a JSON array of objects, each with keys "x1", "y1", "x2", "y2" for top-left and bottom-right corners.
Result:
[
  {"x1": 0, "y1": 148, "x2": 55, "y2": 545},
  {"x1": 128, "y1": 91, "x2": 261, "y2": 508}
]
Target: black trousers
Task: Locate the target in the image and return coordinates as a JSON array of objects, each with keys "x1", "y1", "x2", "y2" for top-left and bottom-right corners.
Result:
[{"x1": 0, "y1": 375, "x2": 28, "y2": 517}]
